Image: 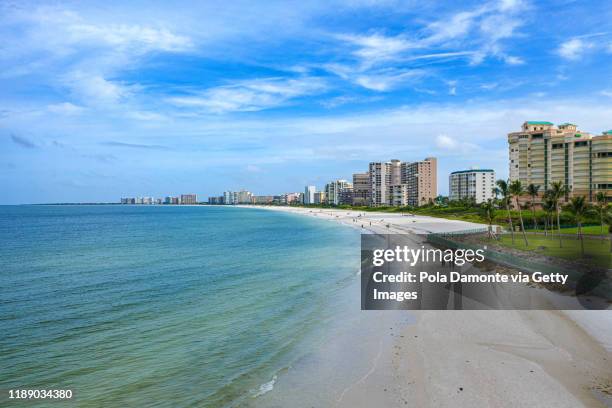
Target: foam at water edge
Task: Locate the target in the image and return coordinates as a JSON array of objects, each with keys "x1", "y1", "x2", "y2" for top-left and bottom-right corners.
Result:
[{"x1": 253, "y1": 375, "x2": 277, "y2": 398}]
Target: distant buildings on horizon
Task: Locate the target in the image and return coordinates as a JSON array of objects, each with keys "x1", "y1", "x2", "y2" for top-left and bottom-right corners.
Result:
[
  {"x1": 120, "y1": 121, "x2": 612, "y2": 207},
  {"x1": 120, "y1": 194, "x2": 198, "y2": 205}
]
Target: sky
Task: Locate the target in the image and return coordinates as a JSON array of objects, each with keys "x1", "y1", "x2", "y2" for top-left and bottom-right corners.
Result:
[{"x1": 1, "y1": 0, "x2": 611, "y2": 204}]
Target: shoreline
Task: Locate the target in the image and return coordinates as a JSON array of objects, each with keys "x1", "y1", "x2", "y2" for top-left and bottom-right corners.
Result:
[{"x1": 244, "y1": 205, "x2": 612, "y2": 407}]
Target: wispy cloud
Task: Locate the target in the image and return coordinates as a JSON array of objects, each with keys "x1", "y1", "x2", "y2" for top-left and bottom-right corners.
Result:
[
  {"x1": 558, "y1": 38, "x2": 591, "y2": 60},
  {"x1": 102, "y1": 141, "x2": 169, "y2": 150},
  {"x1": 354, "y1": 69, "x2": 425, "y2": 91},
  {"x1": 337, "y1": 33, "x2": 416, "y2": 65},
  {"x1": 47, "y1": 102, "x2": 86, "y2": 115},
  {"x1": 168, "y1": 77, "x2": 328, "y2": 113},
  {"x1": 435, "y1": 134, "x2": 478, "y2": 153},
  {"x1": 63, "y1": 71, "x2": 132, "y2": 106}
]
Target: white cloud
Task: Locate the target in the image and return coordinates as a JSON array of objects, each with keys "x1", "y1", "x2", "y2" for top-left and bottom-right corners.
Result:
[
  {"x1": 503, "y1": 55, "x2": 524, "y2": 65},
  {"x1": 558, "y1": 38, "x2": 592, "y2": 60},
  {"x1": 497, "y1": 0, "x2": 526, "y2": 12},
  {"x1": 67, "y1": 23, "x2": 192, "y2": 53},
  {"x1": 435, "y1": 134, "x2": 457, "y2": 149},
  {"x1": 354, "y1": 70, "x2": 424, "y2": 91},
  {"x1": 479, "y1": 14, "x2": 521, "y2": 41},
  {"x1": 426, "y1": 10, "x2": 481, "y2": 44},
  {"x1": 337, "y1": 33, "x2": 415, "y2": 64},
  {"x1": 168, "y1": 77, "x2": 327, "y2": 113},
  {"x1": 47, "y1": 102, "x2": 85, "y2": 115},
  {"x1": 64, "y1": 71, "x2": 130, "y2": 105}
]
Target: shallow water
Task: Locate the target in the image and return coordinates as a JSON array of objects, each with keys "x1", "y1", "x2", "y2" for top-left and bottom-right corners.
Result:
[{"x1": 0, "y1": 205, "x2": 364, "y2": 407}]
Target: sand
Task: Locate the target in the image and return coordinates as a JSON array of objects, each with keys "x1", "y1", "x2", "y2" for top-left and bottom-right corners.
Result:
[{"x1": 242, "y1": 205, "x2": 612, "y2": 407}]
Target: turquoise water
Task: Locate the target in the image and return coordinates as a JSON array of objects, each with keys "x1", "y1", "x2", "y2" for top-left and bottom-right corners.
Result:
[{"x1": 0, "y1": 205, "x2": 360, "y2": 407}]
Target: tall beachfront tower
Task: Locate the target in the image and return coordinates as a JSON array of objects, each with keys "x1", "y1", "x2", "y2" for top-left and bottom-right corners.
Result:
[
  {"x1": 324, "y1": 179, "x2": 352, "y2": 205},
  {"x1": 508, "y1": 121, "x2": 612, "y2": 202},
  {"x1": 368, "y1": 158, "x2": 437, "y2": 207},
  {"x1": 449, "y1": 169, "x2": 496, "y2": 204},
  {"x1": 304, "y1": 185, "x2": 316, "y2": 204},
  {"x1": 351, "y1": 172, "x2": 371, "y2": 206},
  {"x1": 401, "y1": 157, "x2": 437, "y2": 207}
]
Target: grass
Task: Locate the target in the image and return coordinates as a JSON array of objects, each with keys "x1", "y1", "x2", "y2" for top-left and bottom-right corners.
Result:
[
  {"x1": 496, "y1": 234, "x2": 611, "y2": 268},
  {"x1": 526, "y1": 225, "x2": 608, "y2": 235}
]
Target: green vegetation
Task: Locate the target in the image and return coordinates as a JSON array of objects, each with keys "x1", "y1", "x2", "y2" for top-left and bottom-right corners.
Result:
[
  {"x1": 527, "y1": 225, "x2": 607, "y2": 235},
  {"x1": 496, "y1": 234, "x2": 610, "y2": 268}
]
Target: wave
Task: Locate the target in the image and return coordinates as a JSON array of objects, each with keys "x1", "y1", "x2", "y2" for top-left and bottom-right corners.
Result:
[{"x1": 252, "y1": 375, "x2": 277, "y2": 398}]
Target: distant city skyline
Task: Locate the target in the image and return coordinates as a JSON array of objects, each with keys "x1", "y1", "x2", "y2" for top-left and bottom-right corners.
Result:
[{"x1": 1, "y1": 0, "x2": 612, "y2": 204}]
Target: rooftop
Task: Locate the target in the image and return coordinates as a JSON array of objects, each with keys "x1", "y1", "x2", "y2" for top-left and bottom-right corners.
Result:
[
  {"x1": 526, "y1": 121, "x2": 554, "y2": 125},
  {"x1": 450, "y1": 169, "x2": 494, "y2": 174},
  {"x1": 604, "y1": 130, "x2": 612, "y2": 135}
]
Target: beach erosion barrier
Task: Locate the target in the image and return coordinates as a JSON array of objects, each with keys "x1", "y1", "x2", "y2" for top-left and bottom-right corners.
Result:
[{"x1": 426, "y1": 229, "x2": 611, "y2": 301}]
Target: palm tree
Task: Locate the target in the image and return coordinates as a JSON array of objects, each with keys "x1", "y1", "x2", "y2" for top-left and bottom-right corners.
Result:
[
  {"x1": 481, "y1": 199, "x2": 497, "y2": 239},
  {"x1": 595, "y1": 192, "x2": 607, "y2": 236},
  {"x1": 496, "y1": 180, "x2": 514, "y2": 244},
  {"x1": 602, "y1": 210, "x2": 612, "y2": 253},
  {"x1": 541, "y1": 195, "x2": 555, "y2": 238},
  {"x1": 527, "y1": 184, "x2": 540, "y2": 231},
  {"x1": 549, "y1": 181, "x2": 566, "y2": 248},
  {"x1": 509, "y1": 180, "x2": 529, "y2": 246},
  {"x1": 565, "y1": 196, "x2": 589, "y2": 256}
]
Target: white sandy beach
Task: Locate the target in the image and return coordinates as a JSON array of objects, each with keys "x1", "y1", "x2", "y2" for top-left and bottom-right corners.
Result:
[{"x1": 244, "y1": 205, "x2": 612, "y2": 408}]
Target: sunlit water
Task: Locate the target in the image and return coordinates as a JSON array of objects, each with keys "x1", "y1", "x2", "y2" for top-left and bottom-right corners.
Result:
[{"x1": 0, "y1": 205, "x2": 362, "y2": 407}]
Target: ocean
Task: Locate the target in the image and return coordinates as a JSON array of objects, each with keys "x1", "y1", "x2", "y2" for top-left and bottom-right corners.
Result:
[{"x1": 0, "y1": 205, "x2": 365, "y2": 407}]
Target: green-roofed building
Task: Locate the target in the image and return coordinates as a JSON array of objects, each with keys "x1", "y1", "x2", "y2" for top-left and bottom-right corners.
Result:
[
  {"x1": 508, "y1": 121, "x2": 612, "y2": 203},
  {"x1": 525, "y1": 121, "x2": 554, "y2": 126}
]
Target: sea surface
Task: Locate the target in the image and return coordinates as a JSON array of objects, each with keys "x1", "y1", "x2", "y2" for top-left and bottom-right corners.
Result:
[{"x1": 0, "y1": 205, "x2": 364, "y2": 407}]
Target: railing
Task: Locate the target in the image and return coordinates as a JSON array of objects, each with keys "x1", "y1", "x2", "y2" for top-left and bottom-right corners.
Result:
[{"x1": 434, "y1": 227, "x2": 489, "y2": 237}]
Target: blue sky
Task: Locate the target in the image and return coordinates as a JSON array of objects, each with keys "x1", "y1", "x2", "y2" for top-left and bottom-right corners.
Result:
[{"x1": 1, "y1": 0, "x2": 611, "y2": 204}]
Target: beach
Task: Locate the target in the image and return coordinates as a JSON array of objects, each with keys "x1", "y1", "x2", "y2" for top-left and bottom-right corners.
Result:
[{"x1": 247, "y1": 205, "x2": 612, "y2": 407}]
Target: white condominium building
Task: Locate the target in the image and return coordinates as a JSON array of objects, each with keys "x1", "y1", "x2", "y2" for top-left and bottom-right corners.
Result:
[
  {"x1": 304, "y1": 185, "x2": 316, "y2": 204},
  {"x1": 449, "y1": 169, "x2": 496, "y2": 204}
]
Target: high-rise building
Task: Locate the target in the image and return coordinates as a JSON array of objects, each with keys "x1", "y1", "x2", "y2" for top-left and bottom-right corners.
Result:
[
  {"x1": 368, "y1": 158, "x2": 437, "y2": 207},
  {"x1": 181, "y1": 194, "x2": 197, "y2": 205},
  {"x1": 338, "y1": 188, "x2": 354, "y2": 205},
  {"x1": 449, "y1": 169, "x2": 496, "y2": 204},
  {"x1": 368, "y1": 160, "x2": 401, "y2": 206},
  {"x1": 352, "y1": 173, "x2": 371, "y2": 206},
  {"x1": 390, "y1": 184, "x2": 409, "y2": 206},
  {"x1": 314, "y1": 191, "x2": 326, "y2": 204},
  {"x1": 508, "y1": 122, "x2": 612, "y2": 202},
  {"x1": 236, "y1": 190, "x2": 252, "y2": 204},
  {"x1": 402, "y1": 157, "x2": 437, "y2": 207},
  {"x1": 208, "y1": 196, "x2": 224, "y2": 204},
  {"x1": 324, "y1": 179, "x2": 352, "y2": 205},
  {"x1": 304, "y1": 186, "x2": 316, "y2": 204},
  {"x1": 282, "y1": 192, "x2": 302, "y2": 205}
]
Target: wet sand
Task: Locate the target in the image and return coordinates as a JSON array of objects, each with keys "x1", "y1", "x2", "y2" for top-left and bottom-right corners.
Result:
[{"x1": 244, "y1": 205, "x2": 612, "y2": 407}]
